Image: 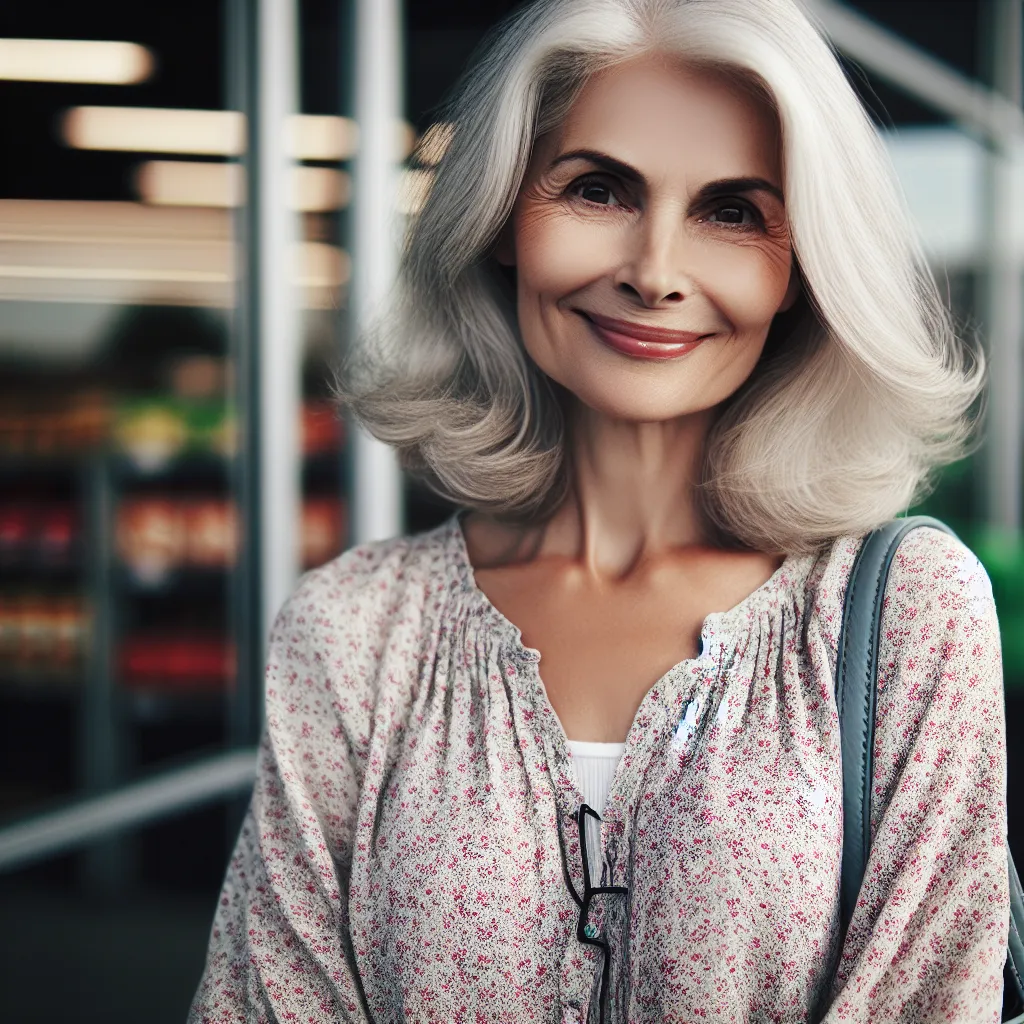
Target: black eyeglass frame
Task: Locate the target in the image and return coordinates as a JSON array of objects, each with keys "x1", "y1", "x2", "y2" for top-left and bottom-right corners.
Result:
[{"x1": 560, "y1": 802, "x2": 629, "y2": 1024}]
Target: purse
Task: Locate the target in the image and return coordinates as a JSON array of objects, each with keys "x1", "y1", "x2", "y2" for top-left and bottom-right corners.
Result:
[{"x1": 835, "y1": 514, "x2": 1024, "y2": 1022}]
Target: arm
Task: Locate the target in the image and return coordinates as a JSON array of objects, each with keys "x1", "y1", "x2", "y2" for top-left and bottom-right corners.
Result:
[
  {"x1": 188, "y1": 572, "x2": 372, "y2": 1024},
  {"x1": 823, "y1": 527, "x2": 1009, "y2": 1023}
]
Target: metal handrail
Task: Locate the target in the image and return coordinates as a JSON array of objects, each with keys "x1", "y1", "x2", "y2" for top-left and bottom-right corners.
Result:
[
  {"x1": 0, "y1": 749, "x2": 257, "y2": 875},
  {"x1": 815, "y1": 0, "x2": 1024, "y2": 144}
]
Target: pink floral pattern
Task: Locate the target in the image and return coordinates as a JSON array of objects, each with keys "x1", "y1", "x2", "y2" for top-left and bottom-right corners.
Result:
[{"x1": 189, "y1": 514, "x2": 1008, "y2": 1023}]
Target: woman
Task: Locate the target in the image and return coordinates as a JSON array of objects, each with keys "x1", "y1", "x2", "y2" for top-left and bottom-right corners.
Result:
[{"x1": 190, "y1": 0, "x2": 1008, "y2": 1021}]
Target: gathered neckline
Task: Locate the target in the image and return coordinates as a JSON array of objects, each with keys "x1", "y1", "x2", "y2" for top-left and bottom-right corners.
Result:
[
  {"x1": 444, "y1": 509, "x2": 805, "y2": 665},
  {"x1": 442, "y1": 508, "x2": 815, "y2": 823}
]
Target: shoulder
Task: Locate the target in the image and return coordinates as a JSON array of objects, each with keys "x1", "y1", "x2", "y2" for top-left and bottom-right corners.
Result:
[
  {"x1": 873, "y1": 525, "x2": 1003, "y2": 776},
  {"x1": 803, "y1": 524, "x2": 998, "y2": 683},
  {"x1": 875, "y1": 524, "x2": 1000, "y2": 704},
  {"x1": 882, "y1": 524, "x2": 995, "y2": 625},
  {"x1": 259, "y1": 519, "x2": 466, "y2": 776},
  {"x1": 266, "y1": 519, "x2": 460, "y2": 707},
  {"x1": 276, "y1": 518, "x2": 457, "y2": 630}
]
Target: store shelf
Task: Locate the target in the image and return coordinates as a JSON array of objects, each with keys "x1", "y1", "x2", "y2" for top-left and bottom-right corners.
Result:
[
  {"x1": 121, "y1": 689, "x2": 227, "y2": 724},
  {"x1": 0, "y1": 672, "x2": 83, "y2": 700},
  {"x1": 0, "y1": 562, "x2": 84, "y2": 584},
  {"x1": 0, "y1": 452, "x2": 89, "y2": 476},
  {"x1": 109, "y1": 452, "x2": 231, "y2": 486},
  {"x1": 115, "y1": 565, "x2": 230, "y2": 597}
]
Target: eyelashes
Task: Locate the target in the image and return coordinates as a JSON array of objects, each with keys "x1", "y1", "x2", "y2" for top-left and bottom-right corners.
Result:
[
  {"x1": 563, "y1": 173, "x2": 768, "y2": 232},
  {"x1": 565, "y1": 174, "x2": 626, "y2": 208}
]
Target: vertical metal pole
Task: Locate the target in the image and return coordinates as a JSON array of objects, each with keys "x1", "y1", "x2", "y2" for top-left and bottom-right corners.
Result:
[
  {"x1": 226, "y1": 0, "x2": 261, "y2": 754},
  {"x1": 349, "y1": 0, "x2": 404, "y2": 544},
  {"x1": 258, "y1": 0, "x2": 302, "y2": 637},
  {"x1": 226, "y1": 0, "x2": 301, "y2": 755},
  {"x1": 80, "y1": 454, "x2": 125, "y2": 890},
  {"x1": 982, "y1": 0, "x2": 1024, "y2": 533}
]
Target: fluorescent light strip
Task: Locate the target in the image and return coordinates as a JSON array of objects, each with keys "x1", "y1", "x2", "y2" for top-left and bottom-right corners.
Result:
[
  {"x1": 135, "y1": 161, "x2": 245, "y2": 208},
  {"x1": 134, "y1": 161, "x2": 351, "y2": 211},
  {"x1": 0, "y1": 39, "x2": 154, "y2": 84},
  {"x1": 63, "y1": 108, "x2": 406, "y2": 160},
  {"x1": 64, "y1": 107, "x2": 247, "y2": 157},
  {"x1": 0, "y1": 265, "x2": 230, "y2": 283},
  {"x1": 292, "y1": 166, "x2": 350, "y2": 211},
  {"x1": 288, "y1": 114, "x2": 359, "y2": 160}
]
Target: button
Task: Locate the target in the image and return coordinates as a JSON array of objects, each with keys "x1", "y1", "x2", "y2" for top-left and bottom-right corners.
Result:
[{"x1": 584, "y1": 923, "x2": 598, "y2": 938}]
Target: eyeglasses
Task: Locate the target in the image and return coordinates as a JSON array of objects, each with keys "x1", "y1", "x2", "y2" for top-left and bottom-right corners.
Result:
[{"x1": 560, "y1": 802, "x2": 629, "y2": 1024}]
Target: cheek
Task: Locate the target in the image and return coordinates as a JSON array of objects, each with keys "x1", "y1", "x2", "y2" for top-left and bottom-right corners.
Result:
[
  {"x1": 701, "y1": 243, "x2": 792, "y2": 329},
  {"x1": 514, "y1": 207, "x2": 618, "y2": 299}
]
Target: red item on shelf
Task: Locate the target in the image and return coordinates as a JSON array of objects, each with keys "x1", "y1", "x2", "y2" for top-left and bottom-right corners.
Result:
[
  {"x1": 0, "y1": 504, "x2": 31, "y2": 566},
  {"x1": 116, "y1": 498, "x2": 187, "y2": 582},
  {"x1": 37, "y1": 504, "x2": 78, "y2": 568},
  {"x1": 119, "y1": 636, "x2": 236, "y2": 691},
  {"x1": 184, "y1": 500, "x2": 239, "y2": 567},
  {"x1": 302, "y1": 498, "x2": 346, "y2": 569},
  {"x1": 301, "y1": 401, "x2": 345, "y2": 456}
]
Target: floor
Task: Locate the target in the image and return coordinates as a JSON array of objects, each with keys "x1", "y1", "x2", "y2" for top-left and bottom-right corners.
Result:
[{"x1": 0, "y1": 882, "x2": 215, "y2": 1024}]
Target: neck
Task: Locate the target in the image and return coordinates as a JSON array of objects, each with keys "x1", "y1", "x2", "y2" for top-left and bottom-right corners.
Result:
[{"x1": 536, "y1": 400, "x2": 714, "y2": 579}]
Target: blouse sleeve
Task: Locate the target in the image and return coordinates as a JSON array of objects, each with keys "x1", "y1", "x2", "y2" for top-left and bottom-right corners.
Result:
[
  {"x1": 187, "y1": 568, "x2": 373, "y2": 1023},
  {"x1": 822, "y1": 527, "x2": 1010, "y2": 1023}
]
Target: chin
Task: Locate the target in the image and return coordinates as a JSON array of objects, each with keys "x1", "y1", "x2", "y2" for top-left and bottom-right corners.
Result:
[{"x1": 560, "y1": 376, "x2": 728, "y2": 424}]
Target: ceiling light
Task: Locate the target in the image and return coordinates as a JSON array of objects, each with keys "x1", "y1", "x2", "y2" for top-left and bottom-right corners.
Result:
[
  {"x1": 291, "y1": 167, "x2": 350, "y2": 211},
  {"x1": 0, "y1": 200, "x2": 348, "y2": 308},
  {"x1": 63, "y1": 107, "x2": 414, "y2": 160},
  {"x1": 64, "y1": 108, "x2": 247, "y2": 156},
  {"x1": 288, "y1": 115, "x2": 358, "y2": 160},
  {"x1": 134, "y1": 161, "x2": 351, "y2": 211},
  {"x1": 135, "y1": 161, "x2": 245, "y2": 208},
  {"x1": 0, "y1": 39, "x2": 154, "y2": 84}
]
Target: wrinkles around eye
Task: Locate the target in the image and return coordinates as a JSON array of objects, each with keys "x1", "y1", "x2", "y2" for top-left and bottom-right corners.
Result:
[
  {"x1": 700, "y1": 201, "x2": 765, "y2": 231},
  {"x1": 563, "y1": 176, "x2": 767, "y2": 223},
  {"x1": 565, "y1": 174, "x2": 627, "y2": 208}
]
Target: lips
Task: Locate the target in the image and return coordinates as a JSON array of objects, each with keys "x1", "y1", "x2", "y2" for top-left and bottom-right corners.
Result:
[
  {"x1": 582, "y1": 311, "x2": 706, "y2": 344},
  {"x1": 578, "y1": 310, "x2": 709, "y2": 360}
]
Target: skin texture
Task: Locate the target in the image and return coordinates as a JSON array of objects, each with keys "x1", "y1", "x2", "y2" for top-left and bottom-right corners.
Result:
[{"x1": 465, "y1": 56, "x2": 802, "y2": 741}]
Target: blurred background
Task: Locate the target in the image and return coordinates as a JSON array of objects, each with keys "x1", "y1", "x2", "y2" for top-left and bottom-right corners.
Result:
[{"x1": 0, "y1": 1, "x2": 1020, "y2": 1021}]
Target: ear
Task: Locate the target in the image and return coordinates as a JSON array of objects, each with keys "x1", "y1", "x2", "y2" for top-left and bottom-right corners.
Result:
[
  {"x1": 494, "y1": 218, "x2": 516, "y2": 267},
  {"x1": 777, "y1": 257, "x2": 801, "y2": 313}
]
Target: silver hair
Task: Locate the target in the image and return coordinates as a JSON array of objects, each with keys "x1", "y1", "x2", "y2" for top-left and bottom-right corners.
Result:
[{"x1": 336, "y1": 0, "x2": 985, "y2": 555}]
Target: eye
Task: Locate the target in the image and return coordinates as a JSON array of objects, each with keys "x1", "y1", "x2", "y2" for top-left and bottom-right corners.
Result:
[
  {"x1": 566, "y1": 174, "x2": 626, "y2": 208},
  {"x1": 701, "y1": 199, "x2": 763, "y2": 230}
]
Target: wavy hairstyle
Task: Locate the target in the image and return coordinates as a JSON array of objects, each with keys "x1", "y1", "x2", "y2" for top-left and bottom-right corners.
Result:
[{"x1": 336, "y1": 0, "x2": 985, "y2": 555}]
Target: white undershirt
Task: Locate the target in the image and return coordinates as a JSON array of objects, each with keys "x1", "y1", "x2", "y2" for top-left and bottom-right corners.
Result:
[
  {"x1": 565, "y1": 740, "x2": 625, "y2": 817},
  {"x1": 566, "y1": 740, "x2": 625, "y2": 880}
]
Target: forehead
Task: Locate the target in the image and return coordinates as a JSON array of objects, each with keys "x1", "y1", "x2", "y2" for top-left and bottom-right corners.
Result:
[{"x1": 549, "y1": 56, "x2": 782, "y2": 183}]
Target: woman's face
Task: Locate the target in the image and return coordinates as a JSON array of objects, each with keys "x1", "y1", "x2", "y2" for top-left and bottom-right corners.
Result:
[{"x1": 497, "y1": 56, "x2": 799, "y2": 424}]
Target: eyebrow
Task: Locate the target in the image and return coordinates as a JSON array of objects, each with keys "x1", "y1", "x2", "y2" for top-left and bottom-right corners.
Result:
[{"x1": 548, "y1": 148, "x2": 785, "y2": 204}]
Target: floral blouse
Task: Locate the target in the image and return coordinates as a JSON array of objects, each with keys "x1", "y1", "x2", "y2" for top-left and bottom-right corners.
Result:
[{"x1": 188, "y1": 512, "x2": 1009, "y2": 1023}]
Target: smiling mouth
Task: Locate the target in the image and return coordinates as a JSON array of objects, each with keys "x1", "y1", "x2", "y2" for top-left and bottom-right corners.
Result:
[
  {"x1": 580, "y1": 311, "x2": 708, "y2": 344},
  {"x1": 576, "y1": 310, "x2": 710, "y2": 360}
]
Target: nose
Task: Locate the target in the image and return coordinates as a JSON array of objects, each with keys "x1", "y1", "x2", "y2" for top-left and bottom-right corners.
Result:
[{"x1": 613, "y1": 208, "x2": 695, "y2": 307}]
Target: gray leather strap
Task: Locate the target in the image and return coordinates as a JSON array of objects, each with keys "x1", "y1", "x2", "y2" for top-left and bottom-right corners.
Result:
[
  {"x1": 834, "y1": 515, "x2": 1024, "y2": 1021},
  {"x1": 835, "y1": 515, "x2": 953, "y2": 928}
]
